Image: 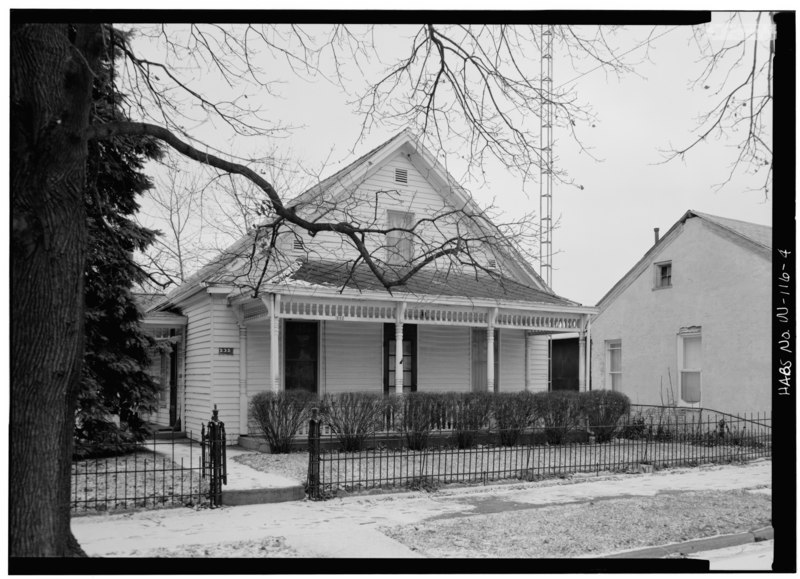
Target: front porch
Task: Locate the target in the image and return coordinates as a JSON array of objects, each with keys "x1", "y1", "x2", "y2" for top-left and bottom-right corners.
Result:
[{"x1": 229, "y1": 264, "x2": 597, "y2": 438}]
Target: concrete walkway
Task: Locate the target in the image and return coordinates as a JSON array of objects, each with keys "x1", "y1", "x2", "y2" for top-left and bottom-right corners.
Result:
[
  {"x1": 149, "y1": 440, "x2": 305, "y2": 502},
  {"x1": 72, "y1": 458, "x2": 771, "y2": 561}
]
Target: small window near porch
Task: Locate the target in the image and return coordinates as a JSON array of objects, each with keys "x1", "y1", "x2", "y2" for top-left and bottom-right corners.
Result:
[{"x1": 654, "y1": 261, "x2": 672, "y2": 289}]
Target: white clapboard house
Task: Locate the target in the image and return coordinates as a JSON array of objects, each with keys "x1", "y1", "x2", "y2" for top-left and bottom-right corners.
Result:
[{"x1": 143, "y1": 131, "x2": 597, "y2": 442}]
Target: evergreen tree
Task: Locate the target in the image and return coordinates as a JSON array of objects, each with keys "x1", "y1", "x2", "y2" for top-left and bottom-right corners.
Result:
[{"x1": 74, "y1": 32, "x2": 164, "y2": 455}]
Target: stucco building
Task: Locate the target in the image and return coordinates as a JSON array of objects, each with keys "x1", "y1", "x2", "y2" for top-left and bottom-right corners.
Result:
[{"x1": 589, "y1": 210, "x2": 771, "y2": 415}]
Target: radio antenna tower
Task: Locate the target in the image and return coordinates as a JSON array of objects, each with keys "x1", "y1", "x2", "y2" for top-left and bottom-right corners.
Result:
[{"x1": 539, "y1": 25, "x2": 554, "y2": 289}]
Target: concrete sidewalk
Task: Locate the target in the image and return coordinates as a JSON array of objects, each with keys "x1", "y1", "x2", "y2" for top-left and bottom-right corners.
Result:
[
  {"x1": 150, "y1": 440, "x2": 305, "y2": 503},
  {"x1": 72, "y1": 459, "x2": 771, "y2": 559}
]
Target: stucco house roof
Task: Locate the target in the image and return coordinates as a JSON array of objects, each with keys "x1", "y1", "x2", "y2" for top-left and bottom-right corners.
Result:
[
  {"x1": 157, "y1": 130, "x2": 556, "y2": 309},
  {"x1": 689, "y1": 210, "x2": 771, "y2": 251},
  {"x1": 281, "y1": 259, "x2": 579, "y2": 306},
  {"x1": 595, "y1": 209, "x2": 772, "y2": 310}
]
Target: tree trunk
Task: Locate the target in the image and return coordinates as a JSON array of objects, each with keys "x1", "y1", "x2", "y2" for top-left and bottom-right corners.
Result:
[{"x1": 10, "y1": 22, "x2": 102, "y2": 557}]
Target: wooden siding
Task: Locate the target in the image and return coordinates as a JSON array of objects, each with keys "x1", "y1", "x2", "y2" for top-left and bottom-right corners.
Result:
[
  {"x1": 418, "y1": 325, "x2": 471, "y2": 392},
  {"x1": 293, "y1": 153, "x2": 502, "y2": 273},
  {"x1": 498, "y1": 329, "x2": 525, "y2": 392},
  {"x1": 527, "y1": 334, "x2": 550, "y2": 391},
  {"x1": 323, "y1": 321, "x2": 382, "y2": 394},
  {"x1": 244, "y1": 321, "x2": 270, "y2": 436},
  {"x1": 208, "y1": 295, "x2": 243, "y2": 443},
  {"x1": 246, "y1": 321, "x2": 271, "y2": 394},
  {"x1": 181, "y1": 293, "x2": 212, "y2": 440}
]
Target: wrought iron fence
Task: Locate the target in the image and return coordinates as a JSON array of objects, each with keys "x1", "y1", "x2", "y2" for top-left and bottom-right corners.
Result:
[
  {"x1": 306, "y1": 407, "x2": 771, "y2": 499},
  {"x1": 72, "y1": 408, "x2": 229, "y2": 513},
  {"x1": 71, "y1": 433, "x2": 207, "y2": 513}
]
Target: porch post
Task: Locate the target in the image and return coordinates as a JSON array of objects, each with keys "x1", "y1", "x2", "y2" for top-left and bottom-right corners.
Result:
[
  {"x1": 395, "y1": 302, "x2": 406, "y2": 394},
  {"x1": 270, "y1": 294, "x2": 280, "y2": 392},
  {"x1": 585, "y1": 317, "x2": 592, "y2": 391},
  {"x1": 523, "y1": 331, "x2": 531, "y2": 391},
  {"x1": 578, "y1": 315, "x2": 587, "y2": 392},
  {"x1": 237, "y1": 312, "x2": 248, "y2": 435},
  {"x1": 487, "y1": 308, "x2": 498, "y2": 393}
]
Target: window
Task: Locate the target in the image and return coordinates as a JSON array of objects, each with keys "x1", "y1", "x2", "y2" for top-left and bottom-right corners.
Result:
[
  {"x1": 386, "y1": 210, "x2": 414, "y2": 264},
  {"x1": 471, "y1": 328, "x2": 500, "y2": 392},
  {"x1": 606, "y1": 341, "x2": 622, "y2": 391},
  {"x1": 394, "y1": 168, "x2": 408, "y2": 184},
  {"x1": 654, "y1": 261, "x2": 672, "y2": 289},
  {"x1": 384, "y1": 324, "x2": 417, "y2": 394},
  {"x1": 678, "y1": 328, "x2": 701, "y2": 404}
]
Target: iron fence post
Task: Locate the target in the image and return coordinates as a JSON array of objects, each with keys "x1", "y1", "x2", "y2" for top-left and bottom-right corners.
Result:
[
  {"x1": 307, "y1": 407, "x2": 321, "y2": 499},
  {"x1": 204, "y1": 405, "x2": 226, "y2": 507}
]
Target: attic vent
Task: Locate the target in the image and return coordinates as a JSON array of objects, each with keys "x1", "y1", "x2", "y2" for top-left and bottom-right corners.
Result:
[
  {"x1": 394, "y1": 168, "x2": 408, "y2": 184},
  {"x1": 487, "y1": 259, "x2": 498, "y2": 270},
  {"x1": 293, "y1": 239, "x2": 304, "y2": 251}
]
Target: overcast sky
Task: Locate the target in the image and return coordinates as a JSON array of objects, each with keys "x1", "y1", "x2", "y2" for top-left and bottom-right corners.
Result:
[{"x1": 130, "y1": 12, "x2": 774, "y2": 306}]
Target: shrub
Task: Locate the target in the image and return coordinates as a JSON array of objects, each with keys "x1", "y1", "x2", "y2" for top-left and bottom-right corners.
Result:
[
  {"x1": 398, "y1": 392, "x2": 442, "y2": 451},
  {"x1": 620, "y1": 414, "x2": 648, "y2": 440},
  {"x1": 493, "y1": 391, "x2": 537, "y2": 446},
  {"x1": 446, "y1": 392, "x2": 493, "y2": 449},
  {"x1": 250, "y1": 391, "x2": 316, "y2": 453},
  {"x1": 580, "y1": 390, "x2": 631, "y2": 443},
  {"x1": 533, "y1": 391, "x2": 582, "y2": 445},
  {"x1": 73, "y1": 419, "x2": 142, "y2": 459},
  {"x1": 320, "y1": 392, "x2": 389, "y2": 452}
]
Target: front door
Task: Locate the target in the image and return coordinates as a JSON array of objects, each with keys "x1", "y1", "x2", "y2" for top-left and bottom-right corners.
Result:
[
  {"x1": 551, "y1": 337, "x2": 579, "y2": 391},
  {"x1": 284, "y1": 321, "x2": 319, "y2": 394},
  {"x1": 384, "y1": 324, "x2": 417, "y2": 394}
]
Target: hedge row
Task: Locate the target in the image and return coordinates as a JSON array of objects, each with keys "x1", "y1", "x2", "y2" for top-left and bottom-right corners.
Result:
[{"x1": 250, "y1": 389, "x2": 631, "y2": 453}]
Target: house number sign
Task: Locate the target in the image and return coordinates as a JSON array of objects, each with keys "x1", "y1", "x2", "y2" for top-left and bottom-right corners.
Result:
[{"x1": 218, "y1": 347, "x2": 234, "y2": 355}]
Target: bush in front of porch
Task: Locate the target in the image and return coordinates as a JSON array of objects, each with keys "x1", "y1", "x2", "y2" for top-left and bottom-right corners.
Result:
[
  {"x1": 320, "y1": 392, "x2": 390, "y2": 452},
  {"x1": 251, "y1": 391, "x2": 316, "y2": 453}
]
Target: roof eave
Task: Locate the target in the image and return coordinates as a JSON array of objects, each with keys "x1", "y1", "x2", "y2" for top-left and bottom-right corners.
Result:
[{"x1": 243, "y1": 282, "x2": 594, "y2": 314}]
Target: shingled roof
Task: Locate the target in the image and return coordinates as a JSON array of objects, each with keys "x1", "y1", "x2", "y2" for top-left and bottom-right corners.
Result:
[
  {"x1": 282, "y1": 260, "x2": 578, "y2": 306},
  {"x1": 690, "y1": 210, "x2": 771, "y2": 251}
]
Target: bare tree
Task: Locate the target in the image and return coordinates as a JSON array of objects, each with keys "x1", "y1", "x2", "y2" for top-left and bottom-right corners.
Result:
[
  {"x1": 661, "y1": 12, "x2": 774, "y2": 195},
  {"x1": 135, "y1": 157, "x2": 208, "y2": 288}
]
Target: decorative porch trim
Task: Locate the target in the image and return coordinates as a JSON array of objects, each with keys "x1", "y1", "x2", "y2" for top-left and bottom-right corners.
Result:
[{"x1": 269, "y1": 294, "x2": 588, "y2": 333}]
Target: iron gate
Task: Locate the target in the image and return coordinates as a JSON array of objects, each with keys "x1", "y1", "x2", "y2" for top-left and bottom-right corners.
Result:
[{"x1": 201, "y1": 405, "x2": 227, "y2": 506}]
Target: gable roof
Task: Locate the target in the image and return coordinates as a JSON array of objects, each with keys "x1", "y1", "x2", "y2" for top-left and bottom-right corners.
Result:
[
  {"x1": 595, "y1": 209, "x2": 772, "y2": 311},
  {"x1": 159, "y1": 130, "x2": 554, "y2": 308},
  {"x1": 278, "y1": 259, "x2": 578, "y2": 306},
  {"x1": 689, "y1": 210, "x2": 771, "y2": 251}
]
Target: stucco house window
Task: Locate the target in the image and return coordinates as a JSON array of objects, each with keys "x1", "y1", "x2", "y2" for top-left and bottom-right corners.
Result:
[
  {"x1": 386, "y1": 210, "x2": 414, "y2": 264},
  {"x1": 606, "y1": 340, "x2": 622, "y2": 391},
  {"x1": 678, "y1": 328, "x2": 702, "y2": 404},
  {"x1": 654, "y1": 261, "x2": 672, "y2": 289}
]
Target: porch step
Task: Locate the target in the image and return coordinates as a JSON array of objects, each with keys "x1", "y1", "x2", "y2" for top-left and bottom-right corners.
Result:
[
  {"x1": 221, "y1": 485, "x2": 306, "y2": 506},
  {"x1": 148, "y1": 429, "x2": 187, "y2": 440}
]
